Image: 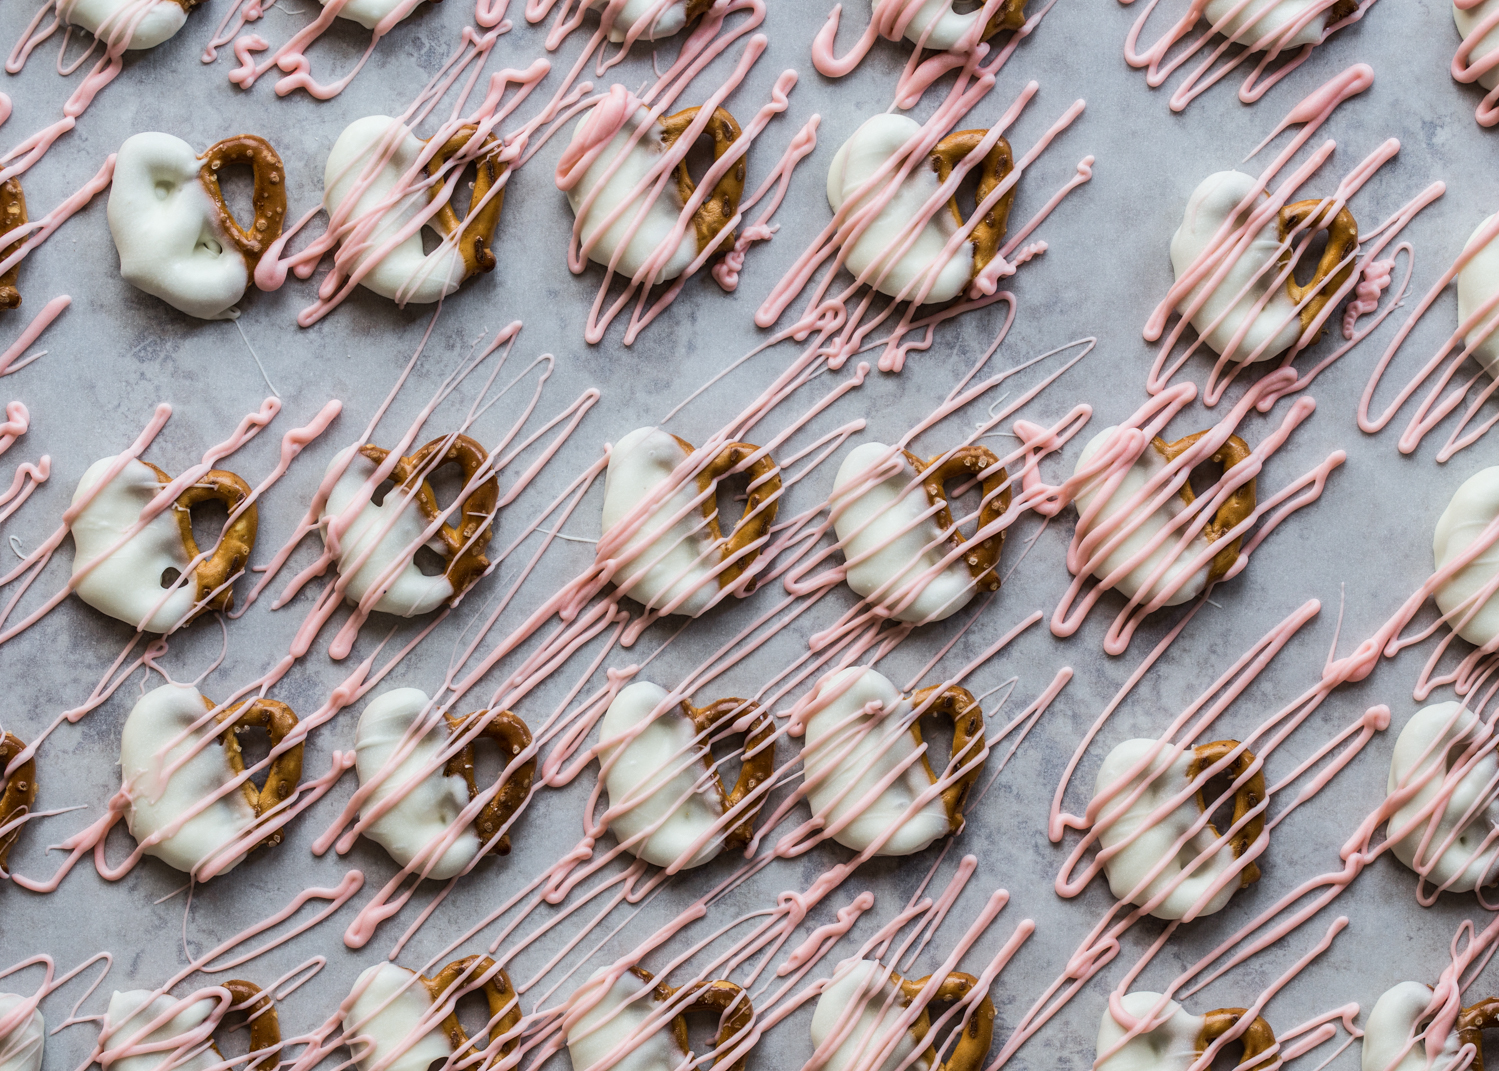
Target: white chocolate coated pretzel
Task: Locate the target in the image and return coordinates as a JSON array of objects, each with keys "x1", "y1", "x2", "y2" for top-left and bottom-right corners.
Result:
[
  {"x1": 59, "y1": 0, "x2": 195, "y2": 50},
  {"x1": 346, "y1": 959, "x2": 518, "y2": 1071},
  {"x1": 102, "y1": 992, "x2": 220, "y2": 1071},
  {"x1": 1096, "y1": 992, "x2": 1277, "y2": 1071},
  {"x1": 566, "y1": 966, "x2": 750, "y2": 1071},
  {"x1": 1457, "y1": 2, "x2": 1499, "y2": 91},
  {"x1": 1361, "y1": 983, "x2": 1462, "y2": 1071},
  {"x1": 1200, "y1": 0, "x2": 1349, "y2": 51},
  {"x1": 582, "y1": 0, "x2": 705, "y2": 41},
  {"x1": 1458, "y1": 214, "x2": 1499, "y2": 378},
  {"x1": 1434, "y1": 467, "x2": 1499, "y2": 648},
  {"x1": 0, "y1": 995, "x2": 42, "y2": 1071}
]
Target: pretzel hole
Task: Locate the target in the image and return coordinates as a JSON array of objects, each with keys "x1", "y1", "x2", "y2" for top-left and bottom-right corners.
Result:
[
  {"x1": 1287, "y1": 229, "x2": 1331, "y2": 290},
  {"x1": 451, "y1": 982, "x2": 496, "y2": 1046},
  {"x1": 1186, "y1": 458, "x2": 1228, "y2": 502},
  {"x1": 936, "y1": 472, "x2": 986, "y2": 539},
  {"x1": 679, "y1": 998, "x2": 739, "y2": 1061},
  {"x1": 190, "y1": 497, "x2": 231, "y2": 560},
  {"x1": 915, "y1": 702, "x2": 961, "y2": 777},
  {"x1": 213, "y1": 1001, "x2": 266, "y2": 1064},
  {"x1": 713, "y1": 469, "x2": 754, "y2": 538},
  {"x1": 1197, "y1": 766, "x2": 1240, "y2": 840},
  {"x1": 469, "y1": 730, "x2": 510, "y2": 801},
  {"x1": 704, "y1": 707, "x2": 753, "y2": 793},
  {"x1": 1205, "y1": 1036, "x2": 1258, "y2": 1071},
  {"x1": 414, "y1": 545, "x2": 447, "y2": 577},
  {"x1": 370, "y1": 479, "x2": 396, "y2": 507},
  {"x1": 216, "y1": 162, "x2": 257, "y2": 237},
  {"x1": 160, "y1": 567, "x2": 182, "y2": 589},
  {"x1": 678, "y1": 131, "x2": 720, "y2": 198},
  {"x1": 234, "y1": 720, "x2": 273, "y2": 780}
]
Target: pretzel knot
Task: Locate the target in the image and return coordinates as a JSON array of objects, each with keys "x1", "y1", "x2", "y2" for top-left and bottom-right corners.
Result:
[
  {"x1": 212, "y1": 698, "x2": 304, "y2": 851},
  {"x1": 679, "y1": 698, "x2": 775, "y2": 850},
  {"x1": 198, "y1": 135, "x2": 288, "y2": 274},
  {"x1": 142, "y1": 462, "x2": 260, "y2": 620},
  {"x1": 1277, "y1": 198, "x2": 1358, "y2": 342},
  {"x1": 670, "y1": 433, "x2": 782, "y2": 594},
  {"x1": 1147, "y1": 431, "x2": 1256, "y2": 584},
  {"x1": 441, "y1": 709, "x2": 535, "y2": 856},
  {"x1": 905, "y1": 445, "x2": 1011, "y2": 593},
  {"x1": 423, "y1": 956, "x2": 522, "y2": 1058},
  {"x1": 422, "y1": 126, "x2": 508, "y2": 282},
  {"x1": 894, "y1": 969, "x2": 997, "y2": 1071},
  {"x1": 1197, "y1": 1008, "x2": 1276, "y2": 1066},
  {"x1": 1188, "y1": 739, "x2": 1266, "y2": 888},
  {"x1": 0, "y1": 732, "x2": 35, "y2": 872},
  {"x1": 1459, "y1": 997, "x2": 1499, "y2": 1071},
  {"x1": 659, "y1": 107, "x2": 746, "y2": 258},
  {"x1": 217, "y1": 980, "x2": 282, "y2": 1071},
  {"x1": 634, "y1": 966, "x2": 755, "y2": 1071},
  {"x1": 907, "y1": 684, "x2": 986, "y2": 836},
  {"x1": 928, "y1": 131, "x2": 1016, "y2": 289},
  {"x1": 0, "y1": 179, "x2": 27, "y2": 311}
]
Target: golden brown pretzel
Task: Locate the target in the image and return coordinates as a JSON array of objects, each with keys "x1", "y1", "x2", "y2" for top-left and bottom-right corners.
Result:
[
  {"x1": 1188, "y1": 740, "x2": 1266, "y2": 888},
  {"x1": 1458, "y1": 997, "x2": 1499, "y2": 1071},
  {"x1": 929, "y1": 131, "x2": 1016, "y2": 290},
  {"x1": 212, "y1": 697, "x2": 304, "y2": 851},
  {"x1": 668, "y1": 433, "x2": 782, "y2": 594},
  {"x1": 358, "y1": 433, "x2": 499, "y2": 607},
  {"x1": 423, "y1": 956, "x2": 522, "y2": 1058},
  {"x1": 890, "y1": 969, "x2": 996, "y2": 1071},
  {"x1": 442, "y1": 709, "x2": 536, "y2": 856},
  {"x1": 198, "y1": 136, "x2": 288, "y2": 277},
  {"x1": 0, "y1": 732, "x2": 35, "y2": 873},
  {"x1": 659, "y1": 106, "x2": 746, "y2": 257},
  {"x1": 0, "y1": 179, "x2": 27, "y2": 311},
  {"x1": 214, "y1": 980, "x2": 281, "y2": 1071},
  {"x1": 1150, "y1": 432, "x2": 1256, "y2": 584},
  {"x1": 423, "y1": 126, "x2": 507, "y2": 282},
  {"x1": 982, "y1": 0, "x2": 1029, "y2": 35},
  {"x1": 678, "y1": 697, "x2": 775, "y2": 850},
  {"x1": 1197, "y1": 1008, "x2": 1277, "y2": 1068},
  {"x1": 905, "y1": 684, "x2": 985, "y2": 836},
  {"x1": 1278, "y1": 198, "x2": 1358, "y2": 341},
  {"x1": 141, "y1": 462, "x2": 259, "y2": 620},
  {"x1": 632, "y1": 966, "x2": 754, "y2": 1071},
  {"x1": 902, "y1": 445, "x2": 1011, "y2": 594}
]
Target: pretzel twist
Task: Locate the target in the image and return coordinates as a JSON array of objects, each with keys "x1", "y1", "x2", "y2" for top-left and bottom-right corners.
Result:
[
  {"x1": 0, "y1": 732, "x2": 35, "y2": 872},
  {"x1": 680, "y1": 698, "x2": 775, "y2": 850},
  {"x1": 904, "y1": 445, "x2": 1011, "y2": 593},
  {"x1": 213, "y1": 697, "x2": 304, "y2": 850},
  {"x1": 198, "y1": 135, "x2": 287, "y2": 276},
  {"x1": 1459, "y1": 997, "x2": 1499, "y2": 1071},
  {"x1": 905, "y1": 685, "x2": 985, "y2": 836},
  {"x1": 142, "y1": 462, "x2": 259, "y2": 620},
  {"x1": 1151, "y1": 432, "x2": 1255, "y2": 583},
  {"x1": 359, "y1": 433, "x2": 499, "y2": 606},
  {"x1": 929, "y1": 131, "x2": 1016, "y2": 289},
  {"x1": 982, "y1": 0, "x2": 1029, "y2": 35},
  {"x1": 634, "y1": 966, "x2": 754, "y2": 1071},
  {"x1": 659, "y1": 106, "x2": 746, "y2": 257},
  {"x1": 0, "y1": 179, "x2": 27, "y2": 311},
  {"x1": 670, "y1": 434, "x2": 782, "y2": 594},
  {"x1": 1278, "y1": 198, "x2": 1359, "y2": 341},
  {"x1": 218, "y1": 980, "x2": 281, "y2": 1071},
  {"x1": 423, "y1": 126, "x2": 508, "y2": 281},
  {"x1": 1188, "y1": 740, "x2": 1266, "y2": 888},
  {"x1": 442, "y1": 709, "x2": 536, "y2": 856},
  {"x1": 424, "y1": 956, "x2": 522, "y2": 1059},
  {"x1": 895, "y1": 970, "x2": 997, "y2": 1071},
  {"x1": 1197, "y1": 1008, "x2": 1277, "y2": 1067}
]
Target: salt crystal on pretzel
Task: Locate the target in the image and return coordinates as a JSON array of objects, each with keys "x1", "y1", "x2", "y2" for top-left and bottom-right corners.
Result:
[
  {"x1": 1434, "y1": 468, "x2": 1499, "y2": 648},
  {"x1": 108, "y1": 133, "x2": 287, "y2": 320},
  {"x1": 1171, "y1": 171, "x2": 1358, "y2": 362},
  {"x1": 582, "y1": 0, "x2": 707, "y2": 41},
  {"x1": 0, "y1": 994, "x2": 43, "y2": 1071},
  {"x1": 1091, "y1": 738, "x2": 1266, "y2": 920},
  {"x1": 1096, "y1": 992, "x2": 1276, "y2": 1071},
  {"x1": 0, "y1": 180, "x2": 27, "y2": 312},
  {"x1": 567, "y1": 965, "x2": 752, "y2": 1071},
  {"x1": 70, "y1": 456, "x2": 257, "y2": 633},
  {"x1": 0, "y1": 732, "x2": 36, "y2": 874},
  {"x1": 825, "y1": 114, "x2": 1015, "y2": 305},
  {"x1": 61, "y1": 0, "x2": 200, "y2": 50},
  {"x1": 346, "y1": 958, "x2": 519, "y2": 1071},
  {"x1": 1457, "y1": 217, "x2": 1499, "y2": 378},
  {"x1": 831, "y1": 441, "x2": 1009, "y2": 624}
]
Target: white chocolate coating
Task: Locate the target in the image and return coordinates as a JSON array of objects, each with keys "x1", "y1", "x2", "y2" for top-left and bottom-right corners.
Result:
[
  {"x1": 354, "y1": 687, "x2": 478, "y2": 881},
  {"x1": 826, "y1": 113, "x2": 973, "y2": 305},
  {"x1": 566, "y1": 969, "x2": 684, "y2": 1071},
  {"x1": 1386, "y1": 702, "x2": 1499, "y2": 893},
  {"x1": 120, "y1": 683, "x2": 257, "y2": 877},
  {"x1": 1456, "y1": 0, "x2": 1499, "y2": 91},
  {"x1": 1200, "y1": 0, "x2": 1332, "y2": 51},
  {"x1": 1457, "y1": 214, "x2": 1499, "y2": 378},
  {"x1": 893, "y1": 0, "x2": 991, "y2": 50},
  {"x1": 1361, "y1": 982, "x2": 1459, "y2": 1071},
  {"x1": 1072, "y1": 428, "x2": 1216, "y2": 609},
  {"x1": 586, "y1": 0, "x2": 689, "y2": 42},
  {"x1": 58, "y1": 0, "x2": 187, "y2": 50},
  {"x1": 1171, "y1": 171, "x2": 1303, "y2": 363},
  {"x1": 1092, "y1": 739, "x2": 1258, "y2": 920},
  {"x1": 0, "y1": 995, "x2": 43, "y2": 1071},
  {"x1": 801, "y1": 667, "x2": 954, "y2": 858},
  {"x1": 1433, "y1": 466, "x2": 1499, "y2": 648},
  {"x1": 562, "y1": 104, "x2": 698, "y2": 284},
  {"x1": 597, "y1": 681, "x2": 726, "y2": 870},
  {"x1": 320, "y1": 445, "x2": 456, "y2": 618},
  {"x1": 103, "y1": 991, "x2": 218, "y2": 1071},
  {"x1": 809, "y1": 960, "x2": 926, "y2": 1071},
  {"x1": 321, "y1": 0, "x2": 409, "y2": 30},
  {"x1": 1094, "y1": 991, "x2": 1205, "y2": 1071},
  {"x1": 831, "y1": 442, "x2": 980, "y2": 624},
  {"x1": 70, "y1": 456, "x2": 200, "y2": 634},
  {"x1": 324, "y1": 116, "x2": 468, "y2": 306},
  {"x1": 108, "y1": 133, "x2": 247, "y2": 321},
  {"x1": 345, "y1": 963, "x2": 452, "y2": 1071}
]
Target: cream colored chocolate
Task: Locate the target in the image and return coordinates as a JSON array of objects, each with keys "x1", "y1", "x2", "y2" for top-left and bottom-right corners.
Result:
[
  {"x1": 1361, "y1": 983, "x2": 1460, "y2": 1071},
  {"x1": 566, "y1": 966, "x2": 751, "y2": 1071},
  {"x1": 892, "y1": 0, "x2": 1025, "y2": 49},
  {"x1": 0, "y1": 995, "x2": 42, "y2": 1071},
  {"x1": 1456, "y1": 0, "x2": 1499, "y2": 90},
  {"x1": 583, "y1": 0, "x2": 705, "y2": 41},
  {"x1": 1091, "y1": 738, "x2": 1265, "y2": 920},
  {"x1": 1458, "y1": 214, "x2": 1499, "y2": 378},
  {"x1": 1199, "y1": 0, "x2": 1349, "y2": 51},
  {"x1": 60, "y1": 0, "x2": 195, "y2": 50},
  {"x1": 1096, "y1": 992, "x2": 1276, "y2": 1071},
  {"x1": 102, "y1": 992, "x2": 219, "y2": 1071},
  {"x1": 1434, "y1": 467, "x2": 1499, "y2": 648},
  {"x1": 346, "y1": 959, "x2": 518, "y2": 1071}
]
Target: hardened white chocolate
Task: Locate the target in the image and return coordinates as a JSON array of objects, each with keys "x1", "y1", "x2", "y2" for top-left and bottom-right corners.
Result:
[
  {"x1": 895, "y1": 0, "x2": 994, "y2": 49},
  {"x1": 353, "y1": 688, "x2": 478, "y2": 881},
  {"x1": 1456, "y1": 0, "x2": 1499, "y2": 90},
  {"x1": 831, "y1": 441, "x2": 977, "y2": 624},
  {"x1": 586, "y1": 0, "x2": 690, "y2": 41},
  {"x1": 566, "y1": 969, "x2": 683, "y2": 1071},
  {"x1": 345, "y1": 964, "x2": 451, "y2": 1071},
  {"x1": 70, "y1": 457, "x2": 204, "y2": 633},
  {"x1": 1094, "y1": 992, "x2": 1205, "y2": 1071},
  {"x1": 103, "y1": 992, "x2": 219, "y2": 1071},
  {"x1": 107, "y1": 133, "x2": 248, "y2": 320},
  {"x1": 1386, "y1": 702, "x2": 1499, "y2": 892},
  {"x1": 826, "y1": 113, "x2": 974, "y2": 305},
  {"x1": 809, "y1": 960, "x2": 923, "y2": 1071},
  {"x1": 801, "y1": 667, "x2": 955, "y2": 857},
  {"x1": 1434, "y1": 467, "x2": 1499, "y2": 648},
  {"x1": 324, "y1": 116, "x2": 468, "y2": 306},
  {"x1": 0, "y1": 995, "x2": 43, "y2": 1071},
  {"x1": 120, "y1": 683, "x2": 257, "y2": 877},
  {"x1": 1457, "y1": 214, "x2": 1499, "y2": 378},
  {"x1": 320, "y1": 445, "x2": 456, "y2": 617},
  {"x1": 320, "y1": 0, "x2": 411, "y2": 30},
  {"x1": 60, "y1": 0, "x2": 188, "y2": 50},
  {"x1": 1171, "y1": 171, "x2": 1304, "y2": 363},
  {"x1": 1092, "y1": 739, "x2": 1258, "y2": 919},
  {"x1": 1072, "y1": 427, "x2": 1217, "y2": 608},
  {"x1": 562, "y1": 103, "x2": 699, "y2": 283},
  {"x1": 1200, "y1": 0, "x2": 1335, "y2": 51},
  {"x1": 597, "y1": 681, "x2": 726, "y2": 870},
  {"x1": 1361, "y1": 983, "x2": 1458, "y2": 1071}
]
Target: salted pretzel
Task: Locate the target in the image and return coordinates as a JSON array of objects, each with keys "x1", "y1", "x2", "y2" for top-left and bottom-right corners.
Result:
[
  {"x1": 423, "y1": 957, "x2": 522, "y2": 1058},
  {"x1": 1149, "y1": 431, "x2": 1256, "y2": 584},
  {"x1": 148, "y1": 462, "x2": 259, "y2": 617},
  {"x1": 211, "y1": 697, "x2": 305, "y2": 852},
  {"x1": 0, "y1": 732, "x2": 35, "y2": 873},
  {"x1": 632, "y1": 967, "x2": 754, "y2": 1071},
  {"x1": 197, "y1": 135, "x2": 288, "y2": 277},
  {"x1": 584, "y1": 0, "x2": 712, "y2": 42},
  {"x1": 345, "y1": 958, "x2": 520, "y2": 1071},
  {"x1": 812, "y1": 960, "x2": 994, "y2": 1071},
  {"x1": 1278, "y1": 197, "x2": 1358, "y2": 341},
  {"x1": 671, "y1": 432, "x2": 781, "y2": 593},
  {"x1": 929, "y1": 131, "x2": 1016, "y2": 289},
  {"x1": 1097, "y1": 992, "x2": 1275, "y2": 1071},
  {"x1": 659, "y1": 106, "x2": 746, "y2": 258},
  {"x1": 214, "y1": 981, "x2": 282, "y2": 1071},
  {"x1": 982, "y1": 0, "x2": 1028, "y2": 35},
  {"x1": 442, "y1": 708, "x2": 536, "y2": 857},
  {"x1": 568, "y1": 965, "x2": 753, "y2": 1071},
  {"x1": 103, "y1": 985, "x2": 278, "y2": 1071},
  {"x1": 905, "y1": 444, "x2": 1012, "y2": 594},
  {"x1": 0, "y1": 179, "x2": 27, "y2": 311},
  {"x1": 422, "y1": 126, "x2": 507, "y2": 283}
]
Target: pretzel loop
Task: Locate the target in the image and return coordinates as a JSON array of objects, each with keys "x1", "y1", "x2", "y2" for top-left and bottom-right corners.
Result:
[
  {"x1": 681, "y1": 698, "x2": 775, "y2": 851},
  {"x1": 423, "y1": 126, "x2": 508, "y2": 280},
  {"x1": 640, "y1": 967, "x2": 754, "y2": 1071},
  {"x1": 218, "y1": 980, "x2": 281, "y2": 1071},
  {"x1": 0, "y1": 732, "x2": 35, "y2": 872},
  {"x1": 359, "y1": 433, "x2": 499, "y2": 606},
  {"x1": 425, "y1": 955, "x2": 522, "y2": 1057},
  {"x1": 442, "y1": 709, "x2": 536, "y2": 856},
  {"x1": 906, "y1": 685, "x2": 985, "y2": 836},
  {"x1": 896, "y1": 971, "x2": 997, "y2": 1071},
  {"x1": 146, "y1": 463, "x2": 259, "y2": 619},
  {"x1": 659, "y1": 106, "x2": 746, "y2": 257},
  {"x1": 982, "y1": 0, "x2": 1029, "y2": 36},
  {"x1": 214, "y1": 698, "x2": 304, "y2": 850},
  {"x1": 906, "y1": 445, "x2": 1011, "y2": 593},
  {"x1": 1458, "y1": 998, "x2": 1499, "y2": 1071},
  {"x1": 1151, "y1": 432, "x2": 1256, "y2": 583},
  {"x1": 0, "y1": 179, "x2": 27, "y2": 310},
  {"x1": 680, "y1": 437, "x2": 782, "y2": 593},
  {"x1": 1197, "y1": 1008, "x2": 1277, "y2": 1066},
  {"x1": 1188, "y1": 739, "x2": 1265, "y2": 888},
  {"x1": 198, "y1": 136, "x2": 288, "y2": 271},
  {"x1": 929, "y1": 131, "x2": 1016, "y2": 288},
  {"x1": 1278, "y1": 198, "x2": 1359, "y2": 338}
]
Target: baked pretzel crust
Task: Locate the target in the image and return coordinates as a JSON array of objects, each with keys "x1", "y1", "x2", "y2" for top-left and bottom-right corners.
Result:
[
  {"x1": 1188, "y1": 739, "x2": 1266, "y2": 888},
  {"x1": 895, "y1": 969, "x2": 997, "y2": 1071},
  {"x1": 213, "y1": 697, "x2": 304, "y2": 851},
  {"x1": 982, "y1": 0, "x2": 1029, "y2": 35},
  {"x1": 903, "y1": 445, "x2": 1012, "y2": 593},
  {"x1": 680, "y1": 697, "x2": 775, "y2": 850},
  {"x1": 1278, "y1": 198, "x2": 1359, "y2": 342},
  {"x1": 0, "y1": 732, "x2": 35, "y2": 872},
  {"x1": 907, "y1": 684, "x2": 985, "y2": 837},
  {"x1": 929, "y1": 131, "x2": 1016, "y2": 290},
  {"x1": 1150, "y1": 432, "x2": 1256, "y2": 584},
  {"x1": 633, "y1": 966, "x2": 754, "y2": 1071},
  {"x1": 198, "y1": 135, "x2": 288, "y2": 279},
  {"x1": 1197, "y1": 1008, "x2": 1277, "y2": 1067},
  {"x1": 143, "y1": 462, "x2": 259, "y2": 622},
  {"x1": 1459, "y1": 997, "x2": 1499, "y2": 1071},
  {"x1": 0, "y1": 179, "x2": 27, "y2": 311},
  {"x1": 669, "y1": 434, "x2": 782, "y2": 594},
  {"x1": 659, "y1": 106, "x2": 746, "y2": 258},
  {"x1": 424, "y1": 956, "x2": 522, "y2": 1059},
  {"x1": 442, "y1": 709, "x2": 536, "y2": 857},
  {"x1": 424, "y1": 126, "x2": 508, "y2": 282},
  {"x1": 218, "y1": 980, "x2": 281, "y2": 1071}
]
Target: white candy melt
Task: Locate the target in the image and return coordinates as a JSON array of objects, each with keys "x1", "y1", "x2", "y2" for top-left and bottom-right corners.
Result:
[
  {"x1": 320, "y1": 446, "x2": 456, "y2": 617},
  {"x1": 103, "y1": 991, "x2": 219, "y2": 1071},
  {"x1": 324, "y1": 116, "x2": 467, "y2": 305},
  {"x1": 566, "y1": 969, "x2": 683, "y2": 1071},
  {"x1": 832, "y1": 441, "x2": 978, "y2": 624},
  {"x1": 354, "y1": 687, "x2": 478, "y2": 881},
  {"x1": 1171, "y1": 171, "x2": 1303, "y2": 362},
  {"x1": 893, "y1": 0, "x2": 992, "y2": 49},
  {"x1": 345, "y1": 964, "x2": 452, "y2": 1071},
  {"x1": 70, "y1": 456, "x2": 200, "y2": 633},
  {"x1": 1387, "y1": 702, "x2": 1499, "y2": 893},
  {"x1": 827, "y1": 113, "x2": 973, "y2": 304},
  {"x1": 108, "y1": 133, "x2": 247, "y2": 321},
  {"x1": 1094, "y1": 992, "x2": 1205, "y2": 1071},
  {"x1": 1456, "y1": 0, "x2": 1499, "y2": 90},
  {"x1": 1200, "y1": 0, "x2": 1335, "y2": 51},
  {"x1": 801, "y1": 667, "x2": 955, "y2": 857},
  {"x1": 1361, "y1": 983, "x2": 1458, "y2": 1071},
  {"x1": 1457, "y1": 214, "x2": 1499, "y2": 378},
  {"x1": 320, "y1": 0, "x2": 413, "y2": 30},
  {"x1": 586, "y1": 0, "x2": 691, "y2": 42},
  {"x1": 1072, "y1": 427, "x2": 1215, "y2": 608},
  {"x1": 60, "y1": 0, "x2": 187, "y2": 50},
  {"x1": 809, "y1": 960, "x2": 923, "y2": 1071},
  {"x1": 1434, "y1": 466, "x2": 1499, "y2": 648},
  {"x1": 0, "y1": 995, "x2": 43, "y2": 1071},
  {"x1": 120, "y1": 683, "x2": 256, "y2": 877}
]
